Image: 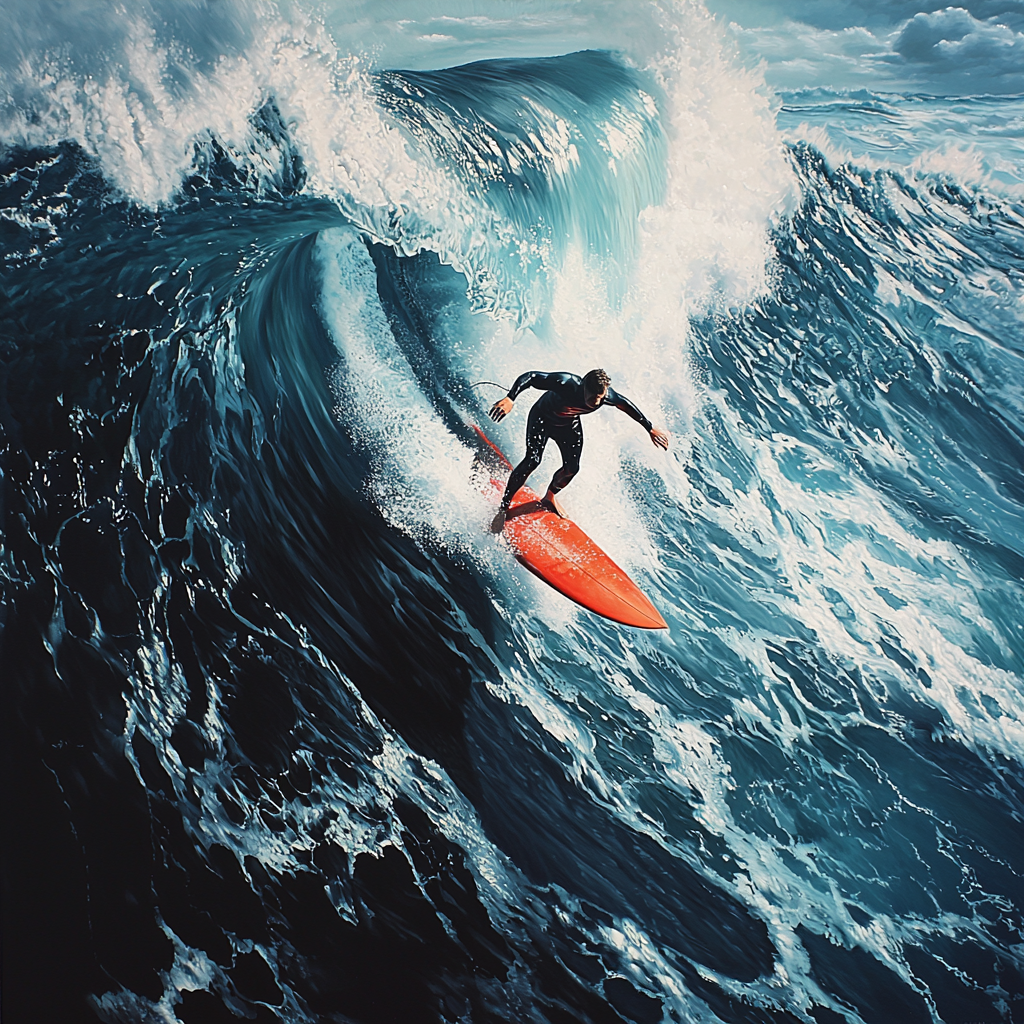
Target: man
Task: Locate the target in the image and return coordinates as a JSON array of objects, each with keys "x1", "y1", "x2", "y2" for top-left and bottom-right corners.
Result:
[{"x1": 488, "y1": 368, "x2": 669, "y2": 532}]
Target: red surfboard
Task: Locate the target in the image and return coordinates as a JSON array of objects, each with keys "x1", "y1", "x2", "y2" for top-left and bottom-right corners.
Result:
[{"x1": 473, "y1": 426, "x2": 667, "y2": 630}]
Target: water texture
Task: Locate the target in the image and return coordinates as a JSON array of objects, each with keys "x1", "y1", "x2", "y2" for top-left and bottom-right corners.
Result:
[{"x1": 2, "y1": 3, "x2": 1023, "y2": 1023}]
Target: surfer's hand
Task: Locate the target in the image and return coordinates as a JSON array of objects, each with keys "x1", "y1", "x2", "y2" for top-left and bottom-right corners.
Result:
[
  {"x1": 650, "y1": 427, "x2": 669, "y2": 450},
  {"x1": 490, "y1": 397, "x2": 514, "y2": 422}
]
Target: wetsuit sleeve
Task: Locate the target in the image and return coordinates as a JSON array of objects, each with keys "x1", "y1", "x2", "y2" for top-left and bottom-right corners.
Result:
[
  {"x1": 607, "y1": 388, "x2": 653, "y2": 432},
  {"x1": 506, "y1": 371, "x2": 572, "y2": 401}
]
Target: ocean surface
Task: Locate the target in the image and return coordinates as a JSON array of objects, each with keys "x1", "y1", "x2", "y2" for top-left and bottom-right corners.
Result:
[{"x1": 2, "y1": 3, "x2": 1023, "y2": 1022}]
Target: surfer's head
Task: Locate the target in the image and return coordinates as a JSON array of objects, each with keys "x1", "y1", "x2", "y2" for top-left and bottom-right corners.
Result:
[{"x1": 583, "y1": 368, "x2": 611, "y2": 408}]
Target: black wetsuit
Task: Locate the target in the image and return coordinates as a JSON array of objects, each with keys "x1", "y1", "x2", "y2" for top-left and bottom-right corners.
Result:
[{"x1": 497, "y1": 371, "x2": 653, "y2": 512}]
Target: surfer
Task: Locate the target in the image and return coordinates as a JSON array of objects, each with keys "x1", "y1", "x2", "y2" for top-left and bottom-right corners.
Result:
[{"x1": 488, "y1": 369, "x2": 669, "y2": 532}]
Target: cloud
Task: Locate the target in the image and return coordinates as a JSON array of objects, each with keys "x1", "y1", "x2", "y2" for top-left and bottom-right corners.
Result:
[
  {"x1": 769, "y1": 0, "x2": 1024, "y2": 33},
  {"x1": 894, "y1": 6, "x2": 1024, "y2": 69},
  {"x1": 712, "y1": 0, "x2": 1024, "y2": 93},
  {"x1": 723, "y1": 20, "x2": 895, "y2": 91},
  {"x1": 867, "y1": 0, "x2": 1024, "y2": 32}
]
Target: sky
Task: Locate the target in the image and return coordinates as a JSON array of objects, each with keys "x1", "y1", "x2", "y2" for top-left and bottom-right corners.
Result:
[
  {"x1": 705, "y1": 0, "x2": 1024, "y2": 94},
  {"x1": 3, "y1": 0, "x2": 1022, "y2": 139}
]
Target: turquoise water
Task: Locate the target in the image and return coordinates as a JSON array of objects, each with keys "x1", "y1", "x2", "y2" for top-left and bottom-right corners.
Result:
[{"x1": 2, "y1": 3, "x2": 1023, "y2": 1022}]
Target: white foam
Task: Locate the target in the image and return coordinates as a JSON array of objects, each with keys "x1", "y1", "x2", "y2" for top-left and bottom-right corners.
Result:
[
  {"x1": 778, "y1": 100, "x2": 1024, "y2": 198},
  {"x1": 0, "y1": 3, "x2": 467, "y2": 226},
  {"x1": 683, "y1": 391, "x2": 1024, "y2": 763},
  {"x1": 316, "y1": 227, "x2": 484, "y2": 543},
  {"x1": 631, "y1": 2, "x2": 797, "y2": 315}
]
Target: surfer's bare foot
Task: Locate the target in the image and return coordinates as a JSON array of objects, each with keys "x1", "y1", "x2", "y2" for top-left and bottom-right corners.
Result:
[
  {"x1": 490, "y1": 510, "x2": 507, "y2": 533},
  {"x1": 542, "y1": 492, "x2": 567, "y2": 518}
]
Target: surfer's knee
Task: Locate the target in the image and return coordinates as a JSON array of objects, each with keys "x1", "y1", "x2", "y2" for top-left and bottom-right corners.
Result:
[
  {"x1": 520, "y1": 453, "x2": 543, "y2": 476},
  {"x1": 550, "y1": 465, "x2": 577, "y2": 492}
]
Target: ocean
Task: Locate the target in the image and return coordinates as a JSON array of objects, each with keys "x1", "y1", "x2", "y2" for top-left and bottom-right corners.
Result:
[{"x1": 2, "y1": 2, "x2": 1023, "y2": 1022}]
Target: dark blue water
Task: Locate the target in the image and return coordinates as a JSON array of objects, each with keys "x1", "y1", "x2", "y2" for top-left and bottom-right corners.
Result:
[{"x1": 3, "y1": 17, "x2": 1024, "y2": 1024}]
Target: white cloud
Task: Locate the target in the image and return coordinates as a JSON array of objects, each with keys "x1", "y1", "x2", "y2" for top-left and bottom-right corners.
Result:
[
  {"x1": 724, "y1": 20, "x2": 900, "y2": 91},
  {"x1": 716, "y1": 2, "x2": 1024, "y2": 93},
  {"x1": 894, "y1": 6, "x2": 1024, "y2": 85}
]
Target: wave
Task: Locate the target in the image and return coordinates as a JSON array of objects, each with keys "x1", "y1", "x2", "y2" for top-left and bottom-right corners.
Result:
[
  {"x1": 2, "y1": 4, "x2": 1024, "y2": 1024},
  {"x1": 777, "y1": 87, "x2": 1024, "y2": 194}
]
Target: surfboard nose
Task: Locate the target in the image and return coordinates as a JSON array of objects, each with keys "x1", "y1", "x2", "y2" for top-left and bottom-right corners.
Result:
[{"x1": 627, "y1": 596, "x2": 668, "y2": 630}]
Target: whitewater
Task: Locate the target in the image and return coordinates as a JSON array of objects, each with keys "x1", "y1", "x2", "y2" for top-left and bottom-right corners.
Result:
[{"x1": 2, "y1": 2, "x2": 1023, "y2": 1022}]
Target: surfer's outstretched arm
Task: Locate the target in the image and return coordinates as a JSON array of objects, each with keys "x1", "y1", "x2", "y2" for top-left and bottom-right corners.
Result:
[
  {"x1": 607, "y1": 389, "x2": 670, "y2": 449},
  {"x1": 489, "y1": 371, "x2": 574, "y2": 422}
]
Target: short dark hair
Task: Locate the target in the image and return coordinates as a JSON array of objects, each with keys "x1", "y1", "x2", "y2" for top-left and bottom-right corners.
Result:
[{"x1": 583, "y1": 368, "x2": 611, "y2": 391}]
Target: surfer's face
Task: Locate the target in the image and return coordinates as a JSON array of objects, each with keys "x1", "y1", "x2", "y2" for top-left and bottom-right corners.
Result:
[{"x1": 585, "y1": 385, "x2": 608, "y2": 409}]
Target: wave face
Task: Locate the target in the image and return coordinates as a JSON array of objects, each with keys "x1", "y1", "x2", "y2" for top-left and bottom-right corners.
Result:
[{"x1": 3, "y1": 4, "x2": 1024, "y2": 1023}]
